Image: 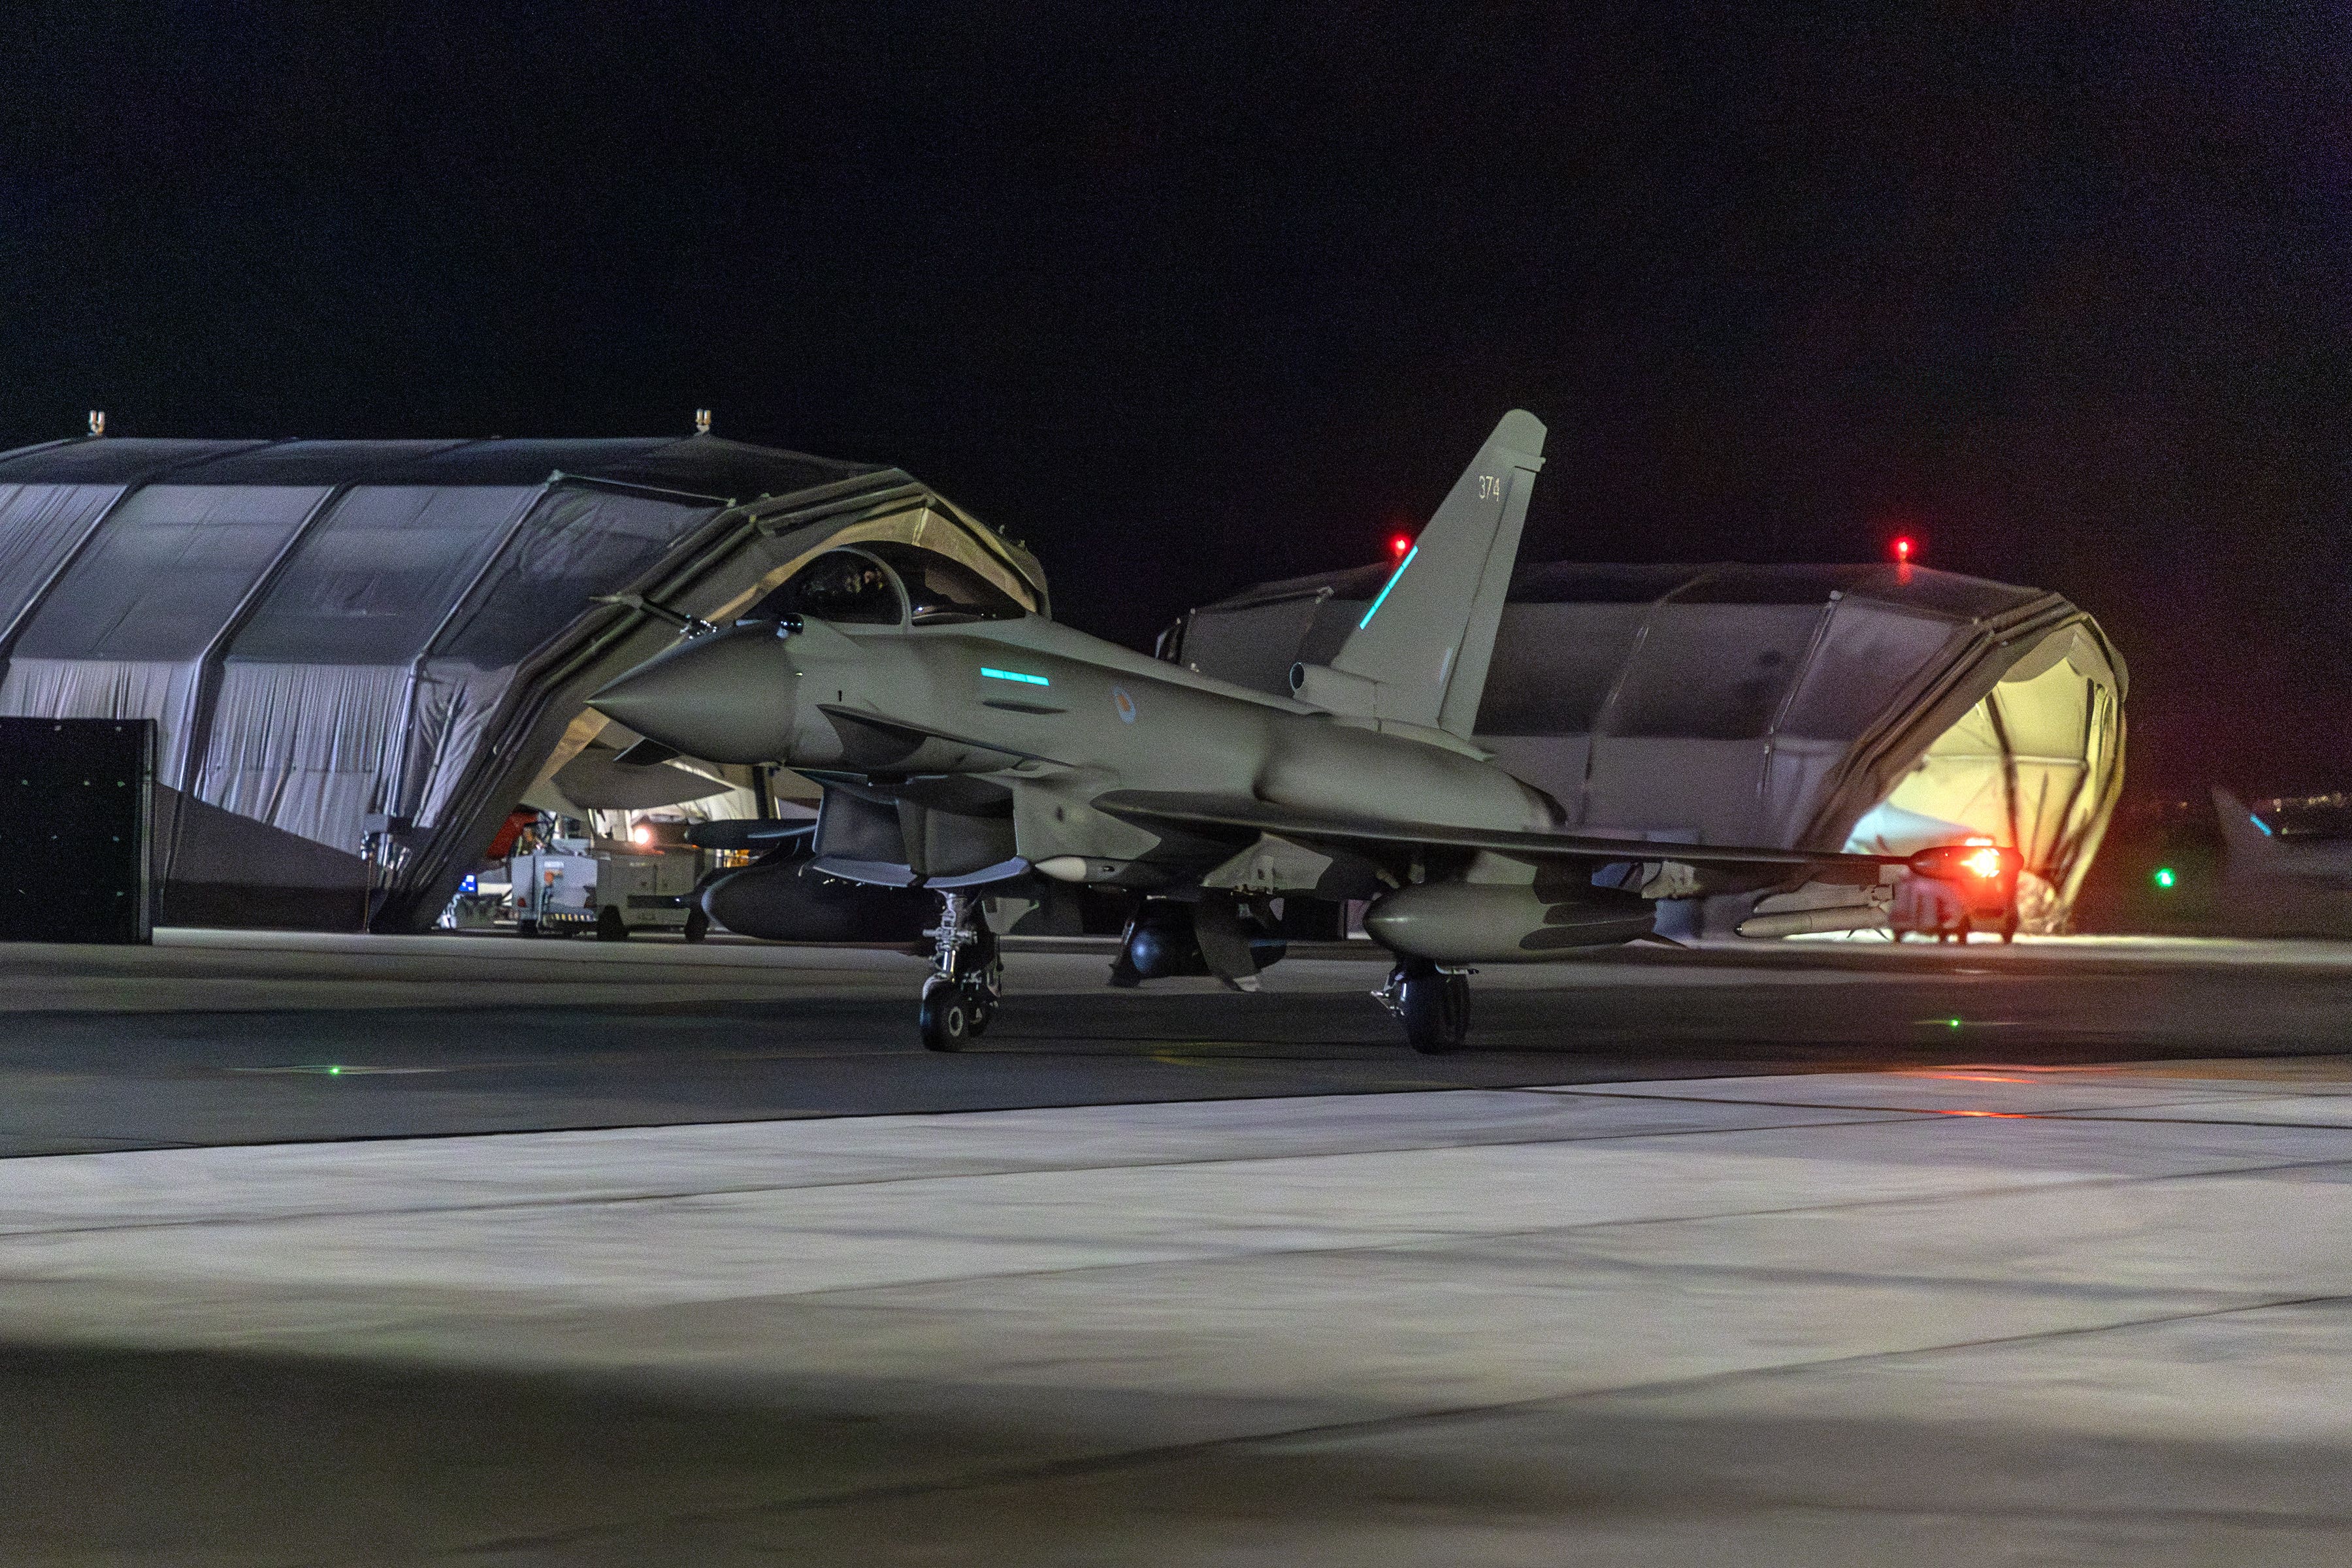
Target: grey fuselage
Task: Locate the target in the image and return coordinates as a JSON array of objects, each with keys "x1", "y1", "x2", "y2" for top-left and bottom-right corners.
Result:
[{"x1": 591, "y1": 611, "x2": 1558, "y2": 896}]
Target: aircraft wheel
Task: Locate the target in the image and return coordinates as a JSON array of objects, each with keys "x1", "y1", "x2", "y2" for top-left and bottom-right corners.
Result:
[
  {"x1": 596, "y1": 906, "x2": 630, "y2": 941},
  {"x1": 683, "y1": 907, "x2": 710, "y2": 943},
  {"x1": 962, "y1": 985, "x2": 998, "y2": 1038},
  {"x1": 919, "y1": 983, "x2": 973, "y2": 1053},
  {"x1": 1397, "y1": 964, "x2": 1471, "y2": 1054},
  {"x1": 516, "y1": 919, "x2": 540, "y2": 939},
  {"x1": 962, "y1": 939, "x2": 1003, "y2": 1039}
]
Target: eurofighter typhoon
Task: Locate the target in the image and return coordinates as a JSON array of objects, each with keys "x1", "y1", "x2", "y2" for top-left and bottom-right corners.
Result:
[{"x1": 589, "y1": 412, "x2": 2014, "y2": 1050}]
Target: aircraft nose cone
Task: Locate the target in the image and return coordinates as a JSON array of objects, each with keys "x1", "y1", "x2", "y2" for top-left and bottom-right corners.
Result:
[{"x1": 589, "y1": 623, "x2": 798, "y2": 762}]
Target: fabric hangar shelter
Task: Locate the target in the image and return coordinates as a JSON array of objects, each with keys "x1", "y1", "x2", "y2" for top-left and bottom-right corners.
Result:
[
  {"x1": 1161, "y1": 561, "x2": 2125, "y2": 936},
  {"x1": 0, "y1": 433, "x2": 1045, "y2": 931}
]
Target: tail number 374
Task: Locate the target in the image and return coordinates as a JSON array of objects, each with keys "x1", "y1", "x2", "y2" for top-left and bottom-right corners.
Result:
[{"x1": 1477, "y1": 474, "x2": 1505, "y2": 499}]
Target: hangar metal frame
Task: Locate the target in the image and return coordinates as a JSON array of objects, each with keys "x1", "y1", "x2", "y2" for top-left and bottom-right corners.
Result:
[
  {"x1": 0, "y1": 433, "x2": 1045, "y2": 932},
  {"x1": 1164, "y1": 560, "x2": 2125, "y2": 932}
]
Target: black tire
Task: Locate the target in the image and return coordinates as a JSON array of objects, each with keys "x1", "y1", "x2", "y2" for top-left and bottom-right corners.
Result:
[
  {"x1": 683, "y1": 907, "x2": 710, "y2": 943},
  {"x1": 596, "y1": 906, "x2": 629, "y2": 941},
  {"x1": 919, "y1": 985, "x2": 972, "y2": 1052},
  {"x1": 516, "y1": 919, "x2": 540, "y2": 939},
  {"x1": 1398, "y1": 964, "x2": 1471, "y2": 1054}
]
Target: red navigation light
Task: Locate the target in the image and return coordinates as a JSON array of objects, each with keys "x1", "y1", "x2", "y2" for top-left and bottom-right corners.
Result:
[
  {"x1": 1891, "y1": 536, "x2": 1916, "y2": 564},
  {"x1": 1909, "y1": 842, "x2": 2021, "y2": 883},
  {"x1": 1390, "y1": 533, "x2": 1413, "y2": 559}
]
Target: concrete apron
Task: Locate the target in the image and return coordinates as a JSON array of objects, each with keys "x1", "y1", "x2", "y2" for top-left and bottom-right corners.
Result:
[{"x1": 0, "y1": 1062, "x2": 2346, "y2": 1563}]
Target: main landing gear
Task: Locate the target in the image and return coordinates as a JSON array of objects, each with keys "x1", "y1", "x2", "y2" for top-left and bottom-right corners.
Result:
[
  {"x1": 1377, "y1": 958, "x2": 1471, "y2": 1054},
  {"x1": 918, "y1": 890, "x2": 1001, "y2": 1053}
]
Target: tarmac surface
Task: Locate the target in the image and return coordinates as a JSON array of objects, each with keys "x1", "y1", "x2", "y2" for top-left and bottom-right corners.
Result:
[{"x1": 2, "y1": 929, "x2": 2350, "y2": 1563}]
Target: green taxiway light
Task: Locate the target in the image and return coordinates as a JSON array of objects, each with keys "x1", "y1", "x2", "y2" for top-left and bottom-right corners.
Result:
[
  {"x1": 1948, "y1": 1019, "x2": 1962, "y2": 1029},
  {"x1": 2152, "y1": 866, "x2": 2178, "y2": 890}
]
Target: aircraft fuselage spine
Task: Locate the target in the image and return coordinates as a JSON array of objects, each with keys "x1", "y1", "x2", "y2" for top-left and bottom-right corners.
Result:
[{"x1": 784, "y1": 615, "x2": 1556, "y2": 880}]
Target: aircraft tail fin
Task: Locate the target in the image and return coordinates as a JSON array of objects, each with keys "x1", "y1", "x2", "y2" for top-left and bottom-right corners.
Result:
[
  {"x1": 2213, "y1": 787, "x2": 2279, "y2": 859},
  {"x1": 1318, "y1": 410, "x2": 1546, "y2": 736}
]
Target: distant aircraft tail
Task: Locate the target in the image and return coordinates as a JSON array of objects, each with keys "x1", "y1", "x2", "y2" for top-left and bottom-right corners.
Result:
[
  {"x1": 1303, "y1": 410, "x2": 1545, "y2": 737},
  {"x1": 2213, "y1": 787, "x2": 2279, "y2": 859}
]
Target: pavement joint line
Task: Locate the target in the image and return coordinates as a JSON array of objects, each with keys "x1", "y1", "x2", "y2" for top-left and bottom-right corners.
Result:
[
  {"x1": 1897, "y1": 1078, "x2": 2352, "y2": 1108},
  {"x1": 1522, "y1": 1083, "x2": 2352, "y2": 1130},
  {"x1": 184, "y1": 1039, "x2": 1462, "y2": 1075},
  {"x1": 418, "y1": 1290, "x2": 2352, "y2": 1559},
  {"x1": 7, "y1": 1075, "x2": 2352, "y2": 1164},
  {"x1": 704, "y1": 1147, "x2": 2352, "y2": 1309},
  {"x1": 0, "y1": 1113, "x2": 842, "y2": 1162},
  {"x1": 16, "y1": 1137, "x2": 2339, "y2": 1317},
  {"x1": 0, "y1": 1075, "x2": 1946, "y2": 1162},
  {"x1": 2037, "y1": 1111, "x2": 2352, "y2": 1132},
  {"x1": 1422, "y1": 1253, "x2": 2274, "y2": 1305},
  {"x1": 0, "y1": 1137, "x2": 205, "y2": 1153},
  {"x1": 0, "y1": 1111, "x2": 1941, "y2": 1241},
  {"x1": 6, "y1": 1094, "x2": 2349, "y2": 1244},
  {"x1": 945, "y1": 1162, "x2": 2352, "y2": 1293}
]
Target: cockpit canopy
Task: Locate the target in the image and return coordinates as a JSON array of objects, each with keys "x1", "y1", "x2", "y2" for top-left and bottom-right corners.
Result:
[{"x1": 756, "y1": 544, "x2": 1028, "y2": 628}]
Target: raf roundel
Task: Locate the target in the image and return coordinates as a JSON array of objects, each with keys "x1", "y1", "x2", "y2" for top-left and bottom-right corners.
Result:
[{"x1": 1111, "y1": 686, "x2": 1137, "y2": 724}]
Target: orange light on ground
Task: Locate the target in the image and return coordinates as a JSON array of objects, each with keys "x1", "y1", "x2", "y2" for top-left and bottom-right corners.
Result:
[
  {"x1": 630, "y1": 824, "x2": 652, "y2": 847},
  {"x1": 1918, "y1": 1072, "x2": 2035, "y2": 1084}
]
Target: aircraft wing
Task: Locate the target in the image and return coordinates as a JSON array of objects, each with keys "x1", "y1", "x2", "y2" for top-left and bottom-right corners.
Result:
[{"x1": 1092, "y1": 789, "x2": 1906, "y2": 883}]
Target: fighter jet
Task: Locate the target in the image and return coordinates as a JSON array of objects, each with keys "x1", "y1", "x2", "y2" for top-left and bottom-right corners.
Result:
[
  {"x1": 2206, "y1": 787, "x2": 2352, "y2": 932},
  {"x1": 590, "y1": 412, "x2": 2013, "y2": 1051}
]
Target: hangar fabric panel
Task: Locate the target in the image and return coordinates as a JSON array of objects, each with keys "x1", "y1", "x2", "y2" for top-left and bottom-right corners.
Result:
[
  {"x1": 0, "y1": 433, "x2": 1046, "y2": 931},
  {"x1": 1164, "y1": 561, "x2": 2125, "y2": 934}
]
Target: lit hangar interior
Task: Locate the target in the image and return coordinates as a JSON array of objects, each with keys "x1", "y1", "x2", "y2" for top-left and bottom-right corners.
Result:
[
  {"x1": 0, "y1": 434, "x2": 1045, "y2": 930},
  {"x1": 1162, "y1": 561, "x2": 2125, "y2": 935}
]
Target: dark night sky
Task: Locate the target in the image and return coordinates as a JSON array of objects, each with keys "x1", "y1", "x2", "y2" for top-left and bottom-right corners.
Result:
[{"x1": 3, "y1": 3, "x2": 2344, "y2": 794}]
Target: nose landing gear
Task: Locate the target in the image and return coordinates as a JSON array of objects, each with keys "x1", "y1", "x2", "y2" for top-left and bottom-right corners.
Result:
[
  {"x1": 1376, "y1": 959, "x2": 1472, "y2": 1054},
  {"x1": 918, "y1": 890, "x2": 1001, "y2": 1053}
]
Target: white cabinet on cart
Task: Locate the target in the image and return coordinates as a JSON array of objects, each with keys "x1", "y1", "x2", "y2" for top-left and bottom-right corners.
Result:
[
  {"x1": 510, "y1": 845, "x2": 708, "y2": 940},
  {"x1": 590, "y1": 849, "x2": 709, "y2": 941}
]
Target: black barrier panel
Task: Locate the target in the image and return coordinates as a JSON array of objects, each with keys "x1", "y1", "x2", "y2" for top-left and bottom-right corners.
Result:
[{"x1": 0, "y1": 718, "x2": 154, "y2": 943}]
